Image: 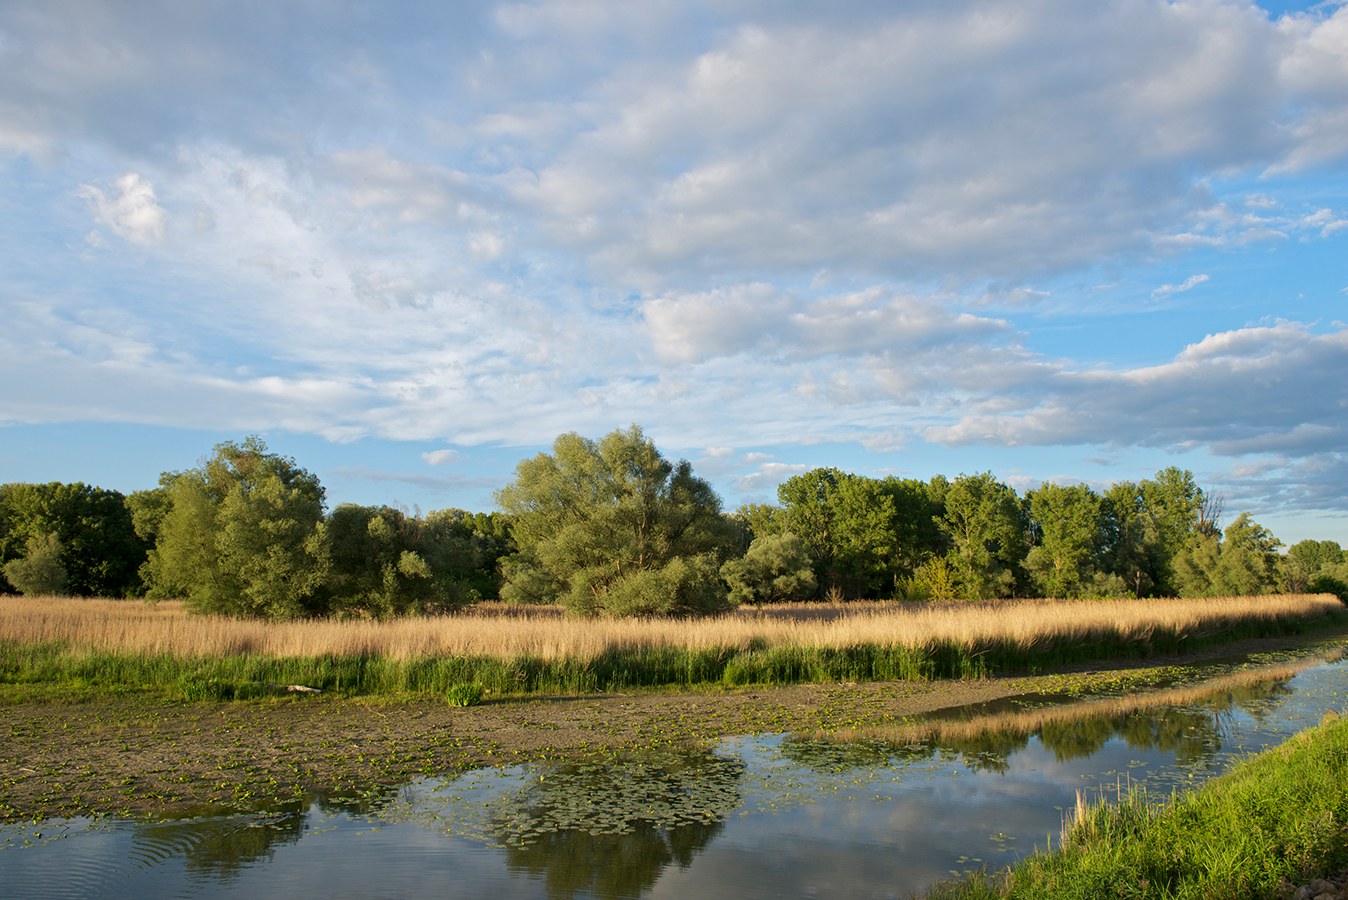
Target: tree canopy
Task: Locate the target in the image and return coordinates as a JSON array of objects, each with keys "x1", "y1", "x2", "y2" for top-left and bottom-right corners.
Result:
[
  {"x1": 148, "y1": 436, "x2": 330, "y2": 618},
  {"x1": 496, "y1": 426, "x2": 736, "y2": 616},
  {"x1": 0, "y1": 482, "x2": 147, "y2": 597}
]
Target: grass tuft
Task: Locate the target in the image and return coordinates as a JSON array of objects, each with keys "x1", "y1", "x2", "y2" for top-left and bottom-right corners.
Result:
[{"x1": 446, "y1": 682, "x2": 485, "y2": 707}]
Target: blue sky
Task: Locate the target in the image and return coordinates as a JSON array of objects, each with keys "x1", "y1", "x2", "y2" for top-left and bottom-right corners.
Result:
[{"x1": 2, "y1": 0, "x2": 1347, "y2": 544}]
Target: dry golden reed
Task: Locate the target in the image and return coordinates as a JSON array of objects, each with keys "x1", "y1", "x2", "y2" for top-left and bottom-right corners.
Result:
[{"x1": 0, "y1": 593, "x2": 1340, "y2": 663}]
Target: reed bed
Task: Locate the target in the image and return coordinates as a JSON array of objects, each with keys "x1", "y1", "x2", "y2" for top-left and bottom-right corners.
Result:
[
  {"x1": 0, "y1": 594, "x2": 1342, "y2": 697},
  {"x1": 1, "y1": 594, "x2": 1340, "y2": 662}
]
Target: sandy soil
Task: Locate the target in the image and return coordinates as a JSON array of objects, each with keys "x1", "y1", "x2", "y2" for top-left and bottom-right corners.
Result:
[{"x1": 2, "y1": 630, "x2": 1344, "y2": 822}]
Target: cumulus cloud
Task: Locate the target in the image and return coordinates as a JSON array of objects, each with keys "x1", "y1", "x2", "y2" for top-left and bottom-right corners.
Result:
[
  {"x1": 4, "y1": 2, "x2": 1346, "y2": 290},
  {"x1": 496, "y1": 0, "x2": 1348, "y2": 285},
  {"x1": 5, "y1": 0, "x2": 1348, "y2": 518},
  {"x1": 733, "y1": 461, "x2": 810, "y2": 493}
]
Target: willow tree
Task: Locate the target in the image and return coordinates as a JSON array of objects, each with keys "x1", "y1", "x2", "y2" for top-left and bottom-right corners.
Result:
[
  {"x1": 150, "y1": 436, "x2": 329, "y2": 618},
  {"x1": 495, "y1": 425, "x2": 735, "y2": 616}
]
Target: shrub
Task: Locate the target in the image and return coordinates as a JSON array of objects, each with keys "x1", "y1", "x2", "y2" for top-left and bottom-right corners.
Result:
[{"x1": 2, "y1": 533, "x2": 69, "y2": 597}]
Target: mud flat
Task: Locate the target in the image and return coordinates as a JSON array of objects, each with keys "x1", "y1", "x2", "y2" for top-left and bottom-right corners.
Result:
[{"x1": 3, "y1": 629, "x2": 1345, "y2": 821}]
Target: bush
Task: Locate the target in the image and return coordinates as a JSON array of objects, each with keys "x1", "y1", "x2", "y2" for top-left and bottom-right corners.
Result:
[
  {"x1": 2, "y1": 533, "x2": 69, "y2": 597},
  {"x1": 721, "y1": 533, "x2": 817, "y2": 606},
  {"x1": 1308, "y1": 573, "x2": 1348, "y2": 604}
]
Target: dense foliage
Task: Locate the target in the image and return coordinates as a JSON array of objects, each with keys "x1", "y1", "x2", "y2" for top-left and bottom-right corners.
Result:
[
  {"x1": 496, "y1": 425, "x2": 737, "y2": 616},
  {"x1": 0, "y1": 481, "x2": 148, "y2": 596},
  {"x1": 2, "y1": 427, "x2": 1343, "y2": 616}
]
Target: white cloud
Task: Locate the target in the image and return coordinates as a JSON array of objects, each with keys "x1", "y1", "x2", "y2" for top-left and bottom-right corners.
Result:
[
  {"x1": 923, "y1": 321, "x2": 1348, "y2": 458},
  {"x1": 78, "y1": 173, "x2": 166, "y2": 245},
  {"x1": 1152, "y1": 273, "x2": 1210, "y2": 298},
  {"x1": 642, "y1": 285, "x2": 1008, "y2": 364},
  {"x1": 733, "y1": 461, "x2": 810, "y2": 492},
  {"x1": 4, "y1": 1, "x2": 1348, "y2": 520},
  {"x1": 422, "y1": 449, "x2": 460, "y2": 465}
]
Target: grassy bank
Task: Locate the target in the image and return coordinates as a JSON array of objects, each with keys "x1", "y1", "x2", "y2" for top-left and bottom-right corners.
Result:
[
  {"x1": 928, "y1": 710, "x2": 1348, "y2": 900},
  {"x1": 0, "y1": 594, "x2": 1343, "y2": 700}
]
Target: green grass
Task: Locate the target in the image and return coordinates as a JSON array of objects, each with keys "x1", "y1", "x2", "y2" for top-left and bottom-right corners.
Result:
[
  {"x1": 927, "y1": 712, "x2": 1348, "y2": 900},
  {"x1": 0, "y1": 609, "x2": 1341, "y2": 702}
]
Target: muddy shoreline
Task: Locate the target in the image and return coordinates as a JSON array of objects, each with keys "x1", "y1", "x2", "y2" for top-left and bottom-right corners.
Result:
[{"x1": 3, "y1": 630, "x2": 1345, "y2": 823}]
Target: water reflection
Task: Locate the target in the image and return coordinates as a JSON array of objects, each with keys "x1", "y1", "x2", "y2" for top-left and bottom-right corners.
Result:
[
  {"x1": 2, "y1": 653, "x2": 1344, "y2": 900},
  {"x1": 129, "y1": 813, "x2": 306, "y2": 880},
  {"x1": 492, "y1": 750, "x2": 743, "y2": 899},
  {"x1": 787, "y1": 659, "x2": 1311, "y2": 776}
]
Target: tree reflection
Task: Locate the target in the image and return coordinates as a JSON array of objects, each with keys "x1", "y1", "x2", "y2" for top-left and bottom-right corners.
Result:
[
  {"x1": 783, "y1": 671, "x2": 1303, "y2": 774},
  {"x1": 129, "y1": 812, "x2": 306, "y2": 880},
  {"x1": 492, "y1": 749, "x2": 743, "y2": 900}
]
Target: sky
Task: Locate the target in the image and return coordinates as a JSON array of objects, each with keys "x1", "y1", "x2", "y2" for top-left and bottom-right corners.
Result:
[{"x1": 1, "y1": 0, "x2": 1346, "y2": 545}]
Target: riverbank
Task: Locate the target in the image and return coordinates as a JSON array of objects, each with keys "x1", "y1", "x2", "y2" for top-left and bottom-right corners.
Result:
[
  {"x1": 2, "y1": 629, "x2": 1345, "y2": 823},
  {"x1": 926, "y1": 708, "x2": 1348, "y2": 900}
]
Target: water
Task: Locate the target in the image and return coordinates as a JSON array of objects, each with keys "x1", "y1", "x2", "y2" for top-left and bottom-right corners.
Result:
[{"x1": 4, "y1": 651, "x2": 1347, "y2": 900}]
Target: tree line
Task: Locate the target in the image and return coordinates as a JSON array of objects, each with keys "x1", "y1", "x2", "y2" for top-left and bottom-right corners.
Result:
[
  {"x1": 0, "y1": 437, "x2": 512, "y2": 617},
  {"x1": 1, "y1": 428, "x2": 1345, "y2": 617}
]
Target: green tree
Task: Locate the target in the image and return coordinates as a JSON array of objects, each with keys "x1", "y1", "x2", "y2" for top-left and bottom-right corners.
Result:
[
  {"x1": 327, "y1": 504, "x2": 478, "y2": 617},
  {"x1": 1097, "y1": 482, "x2": 1157, "y2": 597},
  {"x1": 1025, "y1": 483, "x2": 1102, "y2": 598},
  {"x1": 731, "y1": 502, "x2": 782, "y2": 543},
  {"x1": 0, "y1": 482, "x2": 148, "y2": 596},
  {"x1": 1287, "y1": 539, "x2": 1344, "y2": 573},
  {"x1": 878, "y1": 476, "x2": 949, "y2": 578},
  {"x1": 496, "y1": 426, "x2": 735, "y2": 616},
  {"x1": 776, "y1": 468, "x2": 930, "y2": 598},
  {"x1": 776, "y1": 468, "x2": 844, "y2": 578},
  {"x1": 937, "y1": 472, "x2": 1025, "y2": 599},
  {"x1": 153, "y1": 437, "x2": 329, "y2": 618},
  {"x1": 1173, "y1": 512, "x2": 1283, "y2": 598},
  {"x1": 125, "y1": 485, "x2": 174, "y2": 598},
  {"x1": 1095, "y1": 468, "x2": 1209, "y2": 597},
  {"x1": 720, "y1": 532, "x2": 817, "y2": 606},
  {"x1": 2, "y1": 532, "x2": 69, "y2": 596},
  {"x1": 1139, "y1": 467, "x2": 1206, "y2": 595},
  {"x1": 1284, "y1": 539, "x2": 1345, "y2": 592},
  {"x1": 421, "y1": 508, "x2": 516, "y2": 601}
]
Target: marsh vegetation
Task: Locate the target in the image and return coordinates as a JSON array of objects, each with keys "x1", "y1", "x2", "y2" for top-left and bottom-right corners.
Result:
[{"x1": 1, "y1": 593, "x2": 1342, "y2": 699}]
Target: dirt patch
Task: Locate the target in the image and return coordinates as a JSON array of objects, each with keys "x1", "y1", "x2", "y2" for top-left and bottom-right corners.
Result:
[{"x1": 3, "y1": 629, "x2": 1344, "y2": 822}]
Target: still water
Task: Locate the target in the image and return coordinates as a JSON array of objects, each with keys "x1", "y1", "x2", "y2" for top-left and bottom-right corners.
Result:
[{"x1": 4, "y1": 650, "x2": 1347, "y2": 900}]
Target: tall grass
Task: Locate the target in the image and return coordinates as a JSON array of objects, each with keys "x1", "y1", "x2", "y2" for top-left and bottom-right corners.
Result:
[
  {"x1": 0, "y1": 594, "x2": 1342, "y2": 698},
  {"x1": 928, "y1": 712, "x2": 1348, "y2": 899}
]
